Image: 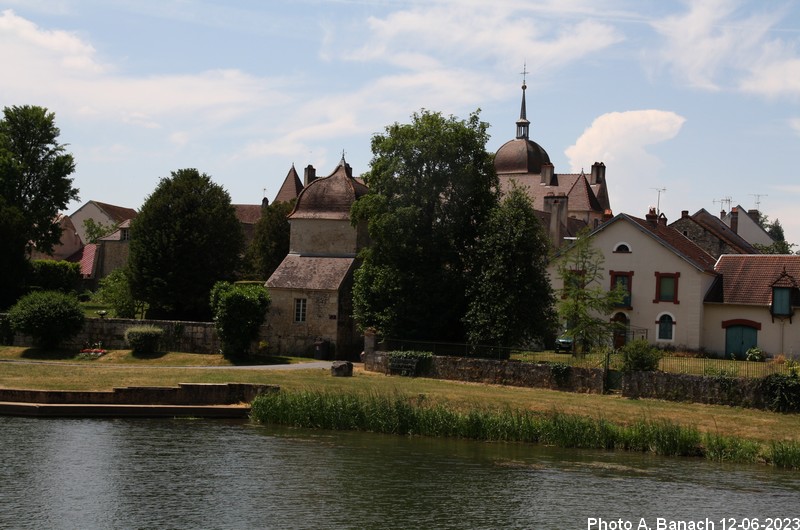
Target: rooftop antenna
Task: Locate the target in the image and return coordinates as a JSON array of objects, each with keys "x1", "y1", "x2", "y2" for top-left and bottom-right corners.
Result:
[
  {"x1": 713, "y1": 196, "x2": 732, "y2": 214},
  {"x1": 262, "y1": 187, "x2": 267, "y2": 198},
  {"x1": 750, "y1": 193, "x2": 767, "y2": 211},
  {"x1": 651, "y1": 187, "x2": 667, "y2": 215}
]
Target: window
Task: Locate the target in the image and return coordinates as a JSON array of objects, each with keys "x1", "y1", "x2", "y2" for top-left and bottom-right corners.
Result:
[
  {"x1": 294, "y1": 298, "x2": 307, "y2": 323},
  {"x1": 610, "y1": 270, "x2": 633, "y2": 308},
  {"x1": 772, "y1": 287, "x2": 793, "y2": 317},
  {"x1": 654, "y1": 272, "x2": 680, "y2": 304},
  {"x1": 613, "y1": 243, "x2": 631, "y2": 253},
  {"x1": 657, "y1": 314, "x2": 674, "y2": 341}
]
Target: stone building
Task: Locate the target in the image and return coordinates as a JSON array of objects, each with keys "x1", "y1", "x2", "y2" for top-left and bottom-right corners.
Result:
[
  {"x1": 265, "y1": 157, "x2": 369, "y2": 358},
  {"x1": 669, "y1": 208, "x2": 758, "y2": 259}
]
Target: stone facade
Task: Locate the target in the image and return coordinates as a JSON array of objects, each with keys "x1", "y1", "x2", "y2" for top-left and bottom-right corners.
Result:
[
  {"x1": 670, "y1": 216, "x2": 743, "y2": 259},
  {"x1": 622, "y1": 371, "x2": 767, "y2": 409}
]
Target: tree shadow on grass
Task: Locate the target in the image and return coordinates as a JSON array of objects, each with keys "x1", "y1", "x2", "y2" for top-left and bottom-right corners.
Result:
[
  {"x1": 20, "y1": 348, "x2": 77, "y2": 360},
  {"x1": 130, "y1": 351, "x2": 169, "y2": 360},
  {"x1": 228, "y1": 355, "x2": 294, "y2": 366}
]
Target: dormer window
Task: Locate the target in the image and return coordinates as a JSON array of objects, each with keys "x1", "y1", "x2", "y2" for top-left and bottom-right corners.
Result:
[{"x1": 772, "y1": 287, "x2": 793, "y2": 317}]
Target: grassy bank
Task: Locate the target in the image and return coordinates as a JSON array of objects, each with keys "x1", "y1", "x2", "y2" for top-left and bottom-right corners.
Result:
[{"x1": 251, "y1": 389, "x2": 800, "y2": 468}]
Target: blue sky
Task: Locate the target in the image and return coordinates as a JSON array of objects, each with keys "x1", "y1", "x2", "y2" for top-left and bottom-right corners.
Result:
[{"x1": 2, "y1": 0, "x2": 799, "y2": 245}]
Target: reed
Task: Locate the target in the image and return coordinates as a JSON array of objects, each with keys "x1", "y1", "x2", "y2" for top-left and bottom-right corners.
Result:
[{"x1": 250, "y1": 389, "x2": 795, "y2": 468}]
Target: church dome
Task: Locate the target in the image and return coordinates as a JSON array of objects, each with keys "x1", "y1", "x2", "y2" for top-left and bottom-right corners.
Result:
[
  {"x1": 289, "y1": 158, "x2": 368, "y2": 220},
  {"x1": 494, "y1": 138, "x2": 551, "y2": 175}
]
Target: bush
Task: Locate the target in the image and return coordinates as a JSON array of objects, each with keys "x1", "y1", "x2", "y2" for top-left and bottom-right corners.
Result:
[
  {"x1": 124, "y1": 325, "x2": 164, "y2": 355},
  {"x1": 761, "y1": 372, "x2": 800, "y2": 413},
  {"x1": 387, "y1": 350, "x2": 433, "y2": 376},
  {"x1": 746, "y1": 346, "x2": 766, "y2": 362},
  {"x1": 210, "y1": 281, "x2": 270, "y2": 357},
  {"x1": 7, "y1": 290, "x2": 84, "y2": 348},
  {"x1": 28, "y1": 260, "x2": 81, "y2": 293},
  {"x1": 93, "y1": 268, "x2": 142, "y2": 318},
  {"x1": 620, "y1": 339, "x2": 662, "y2": 372}
]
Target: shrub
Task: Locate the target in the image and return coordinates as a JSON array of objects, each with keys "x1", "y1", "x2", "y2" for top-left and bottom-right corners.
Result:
[
  {"x1": 387, "y1": 350, "x2": 433, "y2": 376},
  {"x1": 210, "y1": 281, "x2": 270, "y2": 358},
  {"x1": 761, "y1": 372, "x2": 800, "y2": 413},
  {"x1": 7, "y1": 290, "x2": 84, "y2": 349},
  {"x1": 124, "y1": 325, "x2": 164, "y2": 355},
  {"x1": 620, "y1": 339, "x2": 662, "y2": 372},
  {"x1": 93, "y1": 268, "x2": 143, "y2": 318},
  {"x1": 0, "y1": 313, "x2": 14, "y2": 345},
  {"x1": 28, "y1": 260, "x2": 81, "y2": 293},
  {"x1": 746, "y1": 346, "x2": 766, "y2": 362}
]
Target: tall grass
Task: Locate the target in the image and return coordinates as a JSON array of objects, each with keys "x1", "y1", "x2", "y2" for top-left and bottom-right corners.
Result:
[{"x1": 250, "y1": 389, "x2": 799, "y2": 468}]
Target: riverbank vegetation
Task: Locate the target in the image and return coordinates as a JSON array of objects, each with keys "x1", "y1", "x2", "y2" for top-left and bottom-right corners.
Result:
[{"x1": 251, "y1": 389, "x2": 800, "y2": 469}]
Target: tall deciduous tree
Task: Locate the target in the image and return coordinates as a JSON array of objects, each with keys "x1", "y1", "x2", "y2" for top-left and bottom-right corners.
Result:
[
  {"x1": 0, "y1": 105, "x2": 78, "y2": 308},
  {"x1": 128, "y1": 169, "x2": 244, "y2": 321},
  {"x1": 556, "y1": 232, "x2": 625, "y2": 352},
  {"x1": 351, "y1": 110, "x2": 498, "y2": 341},
  {"x1": 464, "y1": 187, "x2": 557, "y2": 347},
  {"x1": 243, "y1": 199, "x2": 294, "y2": 280}
]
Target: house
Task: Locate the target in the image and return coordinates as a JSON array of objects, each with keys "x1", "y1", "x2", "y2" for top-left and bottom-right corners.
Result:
[
  {"x1": 70, "y1": 200, "x2": 138, "y2": 244},
  {"x1": 494, "y1": 80, "x2": 611, "y2": 246},
  {"x1": 549, "y1": 208, "x2": 718, "y2": 350},
  {"x1": 703, "y1": 255, "x2": 800, "y2": 358},
  {"x1": 265, "y1": 157, "x2": 369, "y2": 358},
  {"x1": 28, "y1": 214, "x2": 83, "y2": 262},
  {"x1": 669, "y1": 208, "x2": 758, "y2": 259},
  {"x1": 720, "y1": 206, "x2": 774, "y2": 247}
]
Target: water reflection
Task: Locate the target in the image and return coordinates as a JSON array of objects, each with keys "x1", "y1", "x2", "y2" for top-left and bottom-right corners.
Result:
[{"x1": 0, "y1": 417, "x2": 797, "y2": 529}]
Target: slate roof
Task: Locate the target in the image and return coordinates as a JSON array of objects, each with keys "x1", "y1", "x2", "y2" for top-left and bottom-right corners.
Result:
[
  {"x1": 274, "y1": 165, "x2": 304, "y2": 204},
  {"x1": 672, "y1": 208, "x2": 757, "y2": 254},
  {"x1": 498, "y1": 172, "x2": 603, "y2": 214},
  {"x1": 289, "y1": 159, "x2": 368, "y2": 221},
  {"x1": 706, "y1": 255, "x2": 800, "y2": 305},
  {"x1": 266, "y1": 255, "x2": 355, "y2": 291}
]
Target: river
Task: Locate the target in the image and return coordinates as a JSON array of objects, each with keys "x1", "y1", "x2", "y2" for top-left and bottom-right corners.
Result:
[{"x1": 0, "y1": 416, "x2": 798, "y2": 529}]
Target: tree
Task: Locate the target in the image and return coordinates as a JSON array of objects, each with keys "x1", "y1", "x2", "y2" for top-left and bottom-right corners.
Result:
[
  {"x1": 128, "y1": 168, "x2": 244, "y2": 321},
  {"x1": 83, "y1": 218, "x2": 118, "y2": 244},
  {"x1": 755, "y1": 215, "x2": 795, "y2": 254},
  {"x1": 243, "y1": 199, "x2": 294, "y2": 280},
  {"x1": 93, "y1": 268, "x2": 145, "y2": 318},
  {"x1": 8, "y1": 290, "x2": 84, "y2": 349},
  {"x1": 464, "y1": 187, "x2": 557, "y2": 347},
  {"x1": 351, "y1": 110, "x2": 498, "y2": 341},
  {"x1": 210, "y1": 281, "x2": 270, "y2": 358},
  {"x1": 0, "y1": 105, "x2": 78, "y2": 308},
  {"x1": 556, "y1": 232, "x2": 626, "y2": 353}
]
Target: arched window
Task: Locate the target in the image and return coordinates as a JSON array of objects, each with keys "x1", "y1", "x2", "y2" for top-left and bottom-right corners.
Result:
[
  {"x1": 613, "y1": 242, "x2": 631, "y2": 253},
  {"x1": 657, "y1": 314, "x2": 674, "y2": 341}
]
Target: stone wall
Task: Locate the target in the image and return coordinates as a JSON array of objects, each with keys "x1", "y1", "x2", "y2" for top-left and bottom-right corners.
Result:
[
  {"x1": 364, "y1": 352, "x2": 605, "y2": 394},
  {"x1": 0, "y1": 383, "x2": 278, "y2": 405},
  {"x1": 622, "y1": 371, "x2": 766, "y2": 408},
  {"x1": 10, "y1": 317, "x2": 228, "y2": 354}
]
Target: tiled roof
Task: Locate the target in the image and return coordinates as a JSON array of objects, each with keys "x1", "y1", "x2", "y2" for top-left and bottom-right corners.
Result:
[
  {"x1": 499, "y1": 172, "x2": 604, "y2": 214},
  {"x1": 79, "y1": 244, "x2": 97, "y2": 278},
  {"x1": 99, "y1": 219, "x2": 132, "y2": 241},
  {"x1": 709, "y1": 255, "x2": 800, "y2": 305},
  {"x1": 289, "y1": 160, "x2": 368, "y2": 220},
  {"x1": 93, "y1": 201, "x2": 137, "y2": 223},
  {"x1": 274, "y1": 166, "x2": 304, "y2": 204},
  {"x1": 266, "y1": 255, "x2": 355, "y2": 291},
  {"x1": 625, "y1": 214, "x2": 717, "y2": 272},
  {"x1": 234, "y1": 205, "x2": 263, "y2": 225},
  {"x1": 685, "y1": 208, "x2": 757, "y2": 254}
]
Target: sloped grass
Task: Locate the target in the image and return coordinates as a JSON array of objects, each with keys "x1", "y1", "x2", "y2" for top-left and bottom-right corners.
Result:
[{"x1": 251, "y1": 389, "x2": 800, "y2": 468}]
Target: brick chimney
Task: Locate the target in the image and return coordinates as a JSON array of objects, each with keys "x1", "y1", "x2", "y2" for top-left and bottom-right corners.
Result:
[
  {"x1": 304, "y1": 164, "x2": 316, "y2": 186},
  {"x1": 658, "y1": 213, "x2": 668, "y2": 226},
  {"x1": 730, "y1": 208, "x2": 739, "y2": 234},
  {"x1": 544, "y1": 193, "x2": 568, "y2": 247},
  {"x1": 747, "y1": 209, "x2": 761, "y2": 222},
  {"x1": 540, "y1": 163, "x2": 556, "y2": 186},
  {"x1": 681, "y1": 210, "x2": 689, "y2": 219},
  {"x1": 646, "y1": 207, "x2": 658, "y2": 227},
  {"x1": 590, "y1": 162, "x2": 605, "y2": 184}
]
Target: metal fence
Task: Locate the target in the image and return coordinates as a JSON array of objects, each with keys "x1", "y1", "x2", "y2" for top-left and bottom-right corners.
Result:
[{"x1": 378, "y1": 338, "x2": 795, "y2": 379}]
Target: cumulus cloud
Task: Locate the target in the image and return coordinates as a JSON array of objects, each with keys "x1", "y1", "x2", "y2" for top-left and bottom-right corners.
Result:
[{"x1": 566, "y1": 110, "x2": 686, "y2": 215}]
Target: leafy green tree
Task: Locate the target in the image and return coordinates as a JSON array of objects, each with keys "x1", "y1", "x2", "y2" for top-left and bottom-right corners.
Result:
[
  {"x1": 128, "y1": 168, "x2": 244, "y2": 321},
  {"x1": 93, "y1": 268, "x2": 145, "y2": 318},
  {"x1": 755, "y1": 215, "x2": 795, "y2": 254},
  {"x1": 210, "y1": 281, "x2": 270, "y2": 357},
  {"x1": 83, "y1": 218, "x2": 118, "y2": 244},
  {"x1": 351, "y1": 110, "x2": 498, "y2": 341},
  {"x1": 28, "y1": 260, "x2": 81, "y2": 293},
  {"x1": 464, "y1": 187, "x2": 557, "y2": 347},
  {"x1": 243, "y1": 199, "x2": 294, "y2": 280},
  {"x1": 556, "y1": 232, "x2": 626, "y2": 353},
  {"x1": 0, "y1": 105, "x2": 78, "y2": 308}
]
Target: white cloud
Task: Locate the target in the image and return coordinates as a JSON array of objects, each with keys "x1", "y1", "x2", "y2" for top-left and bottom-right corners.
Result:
[
  {"x1": 566, "y1": 110, "x2": 686, "y2": 215},
  {"x1": 791, "y1": 118, "x2": 800, "y2": 135}
]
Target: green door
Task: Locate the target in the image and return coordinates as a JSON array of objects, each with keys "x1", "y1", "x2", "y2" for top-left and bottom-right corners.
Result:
[{"x1": 725, "y1": 325, "x2": 757, "y2": 360}]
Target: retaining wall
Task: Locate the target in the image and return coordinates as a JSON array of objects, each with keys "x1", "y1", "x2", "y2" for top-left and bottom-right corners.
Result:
[{"x1": 622, "y1": 371, "x2": 767, "y2": 409}]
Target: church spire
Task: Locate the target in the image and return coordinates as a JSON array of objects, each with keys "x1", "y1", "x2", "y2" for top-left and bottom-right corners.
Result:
[{"x1": 516, "y1": 63, "x2": 530, "y2": 140}]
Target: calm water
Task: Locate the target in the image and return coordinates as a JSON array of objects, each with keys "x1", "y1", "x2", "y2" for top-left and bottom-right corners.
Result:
[{"x1": 0, "y1": 416, "x2": 798, "y2": 529}]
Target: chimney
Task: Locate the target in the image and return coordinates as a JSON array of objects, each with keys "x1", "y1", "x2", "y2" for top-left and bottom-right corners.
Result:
[
  {"x1": 658, "y1": 213, "x2": 668, "y2": 227},
  {"x1": 681, "y1": 210, "x2": 689, "y2": 219},
  {"x1": 602, "y1": 209, "x2": 613, "y2": 223},
  {"x1": 544, "y1": 193, "x2": 569, "y2": 248},
  {"x1": 304, "y1": 164, "x2": 316, "y2": 186},
  {"x1": 540, "y1": 163, "x2": 555, "y2": 186},
  {"x1": 261, "y1": 197, "x2": 269, "y2": 210},
  {"x1": 590, "y1": 162, "x2": 605, "y2": 184},
  {"x1": 720, "y1": 209, "x2": 727, "y2": 219},
  {"x1": 730, "y1": 208, "x2": 739, "y2": 234},
  {"x1": 646, "y1": 207, "x2": 658, "y2": 227},
  {"x1": 747, "y1": 209, "x2": 761, "y2": 222}
]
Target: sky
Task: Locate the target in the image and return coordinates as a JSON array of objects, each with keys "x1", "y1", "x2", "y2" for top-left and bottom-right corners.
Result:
[{"x1": 2, "y1": 0, "x2": 799, "y2": 245}]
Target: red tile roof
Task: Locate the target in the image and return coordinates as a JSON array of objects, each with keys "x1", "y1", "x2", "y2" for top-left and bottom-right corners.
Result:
[
  {"x1": 712, "y1": 255, "x2": 800, "y2": 305},
  {"x1": 625, "y1": 214, "x2": 717, "y2": 272},
  {"x1": 274, "y1": 166, "x2": 304, "y2": 204},
  {"x1": 79, "y1": 244, "x2": 97, "y2": 278},
  {"x1": 92, "y1": 201, "x2": 137, "y2": 223}
]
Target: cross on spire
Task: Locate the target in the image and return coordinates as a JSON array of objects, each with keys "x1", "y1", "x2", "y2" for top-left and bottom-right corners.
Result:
[{"x1": 520, "y1": 61, "x2": 528, "y2": 87}]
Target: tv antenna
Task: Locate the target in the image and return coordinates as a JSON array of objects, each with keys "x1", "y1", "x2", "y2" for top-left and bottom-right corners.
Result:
[
  {"x1": 713, "y1": 196, "x2": 732, "y2": 213},
  {"x1": 750, "y1": 193, "x2": 767, "y2": 211},
  {"x1": 651, "y1": 187, "x2": 667, "y2": 214}
]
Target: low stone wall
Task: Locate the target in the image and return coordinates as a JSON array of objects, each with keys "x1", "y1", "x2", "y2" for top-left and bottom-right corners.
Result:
[
  {"x1": 0, "y1": 383, "x2": 278, "y2": 405},
  {"x1": 10, "y1": 317, "x2": 229, "y2": 354},
  {"x1": 622, "y1": 371, "x2": 766, "y2": 409},
  {"x1": 364, "y1": 352, "x2": 604, "y2": 394}
]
